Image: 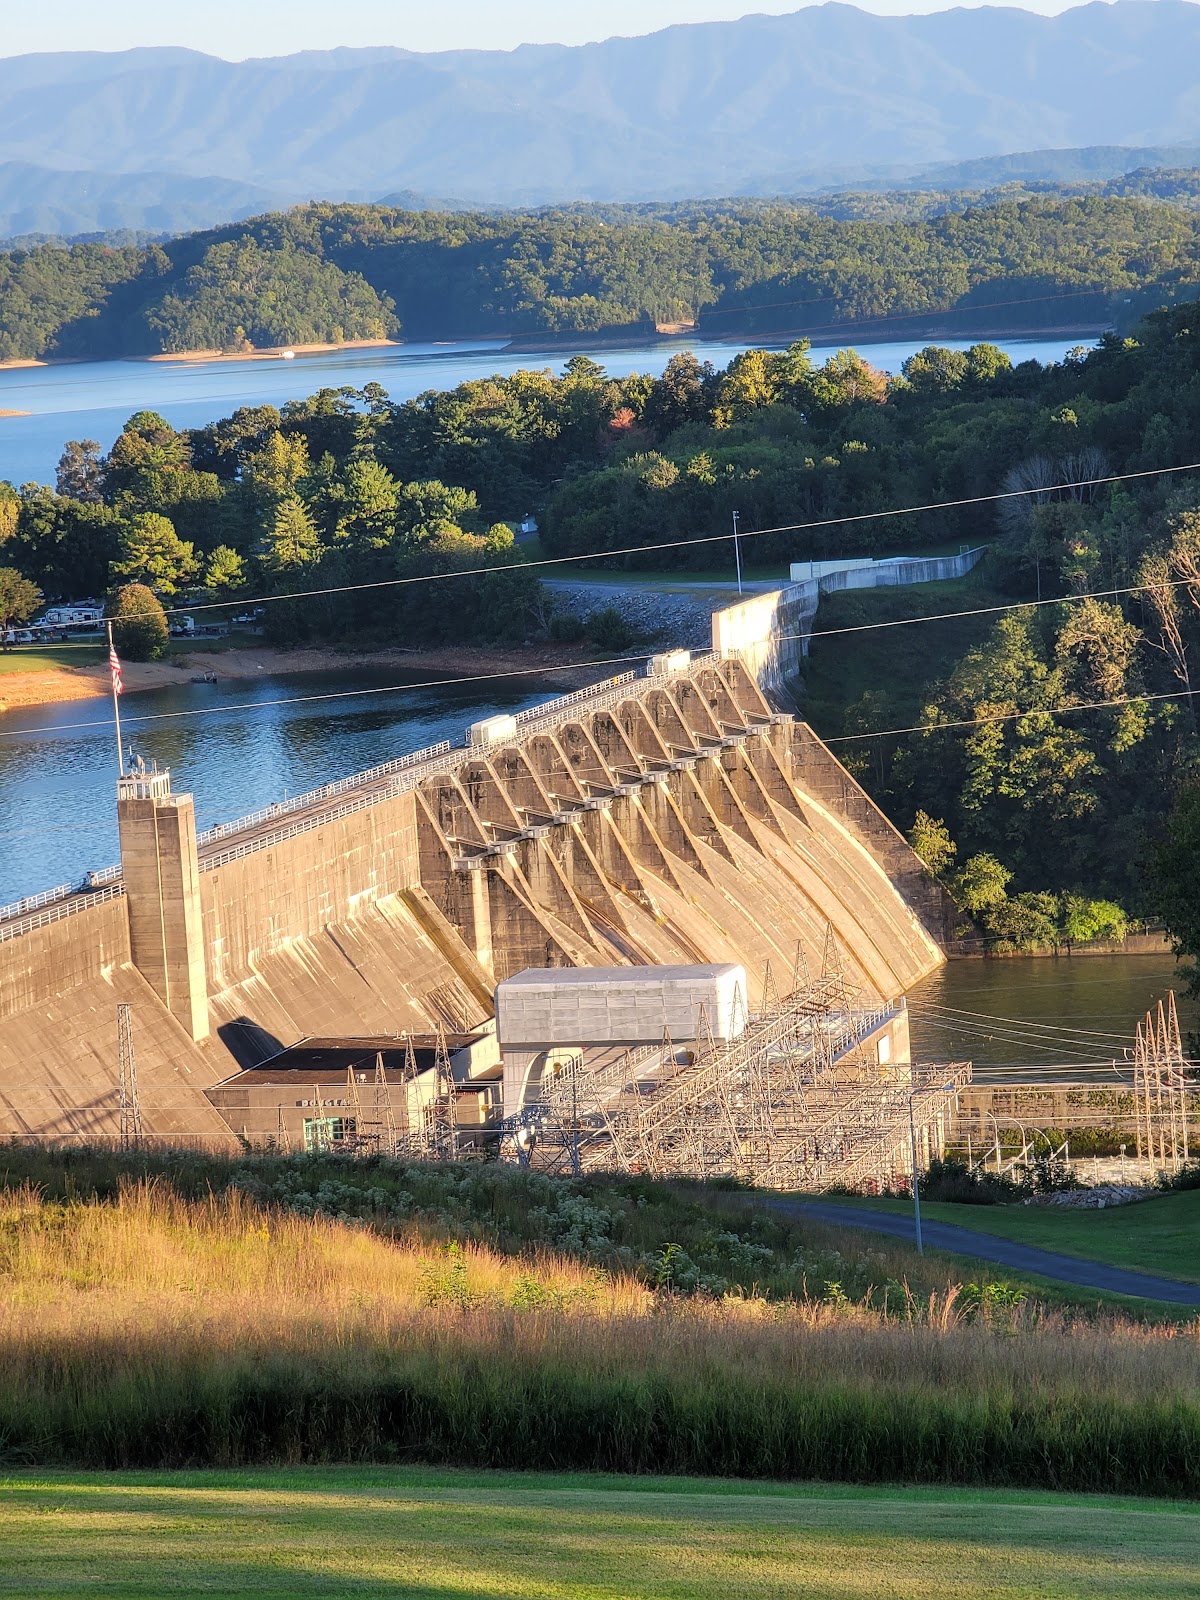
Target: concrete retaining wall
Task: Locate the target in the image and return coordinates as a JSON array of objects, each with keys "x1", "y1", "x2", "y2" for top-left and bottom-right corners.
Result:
[
  {"x1": 791, "y1": 548, "x2": 987, "y2": 591},
  {"x1": 200, "y1": 791, "x2": 421, "y2": 990},
  {"x1": 0, "y1": 896, "x2": 129, "y2": 1022}
]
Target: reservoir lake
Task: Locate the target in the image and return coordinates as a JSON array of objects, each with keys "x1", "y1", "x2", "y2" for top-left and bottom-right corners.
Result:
[{"x1": 0, "y1": 332, "x2": 1091, "y2": 489}]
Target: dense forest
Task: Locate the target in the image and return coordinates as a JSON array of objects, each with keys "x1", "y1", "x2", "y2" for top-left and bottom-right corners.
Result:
[
  {"x1": 9, "y1": 191, "x2": 1200, "y2": 361},
  {"x1": 4, "y1": 298, "x2": 1200, "y2": 963}
]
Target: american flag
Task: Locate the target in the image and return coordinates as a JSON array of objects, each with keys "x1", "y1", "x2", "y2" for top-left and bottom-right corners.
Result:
[{"x1": 109, "y1": 640, "x2": 123, "y2": 697}]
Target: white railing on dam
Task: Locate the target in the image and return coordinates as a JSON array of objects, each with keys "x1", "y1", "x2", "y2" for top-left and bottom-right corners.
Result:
[
  {"x1": 195, "y1": 740, "x2": 455, "y2": 848},
  {"x1": 196, "y1": 665, "x2": 664, "y2": 871},
  {"x1": 0, "y1": 883, "x2": 125, "y2": 943},
  {"x1": 0, "y1": 882, "x2": 76, "y2": 923}
]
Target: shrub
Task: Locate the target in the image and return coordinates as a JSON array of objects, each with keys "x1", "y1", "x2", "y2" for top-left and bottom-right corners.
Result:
[
  {"x1": 548, "y1": 609, "x2": 587, "y2": 643},
  {"x1": 588, "y1": 605, "x2": 638, "y2": 651},
  {"x1": 105, "y1": 581, "x2": 168, "y2": 661},
  {"x1": 982, "y1": 891, "x2": 1060, "y2": 952},
  {"x1": 916, "y1": 1157, "x2": 1016, "y2": 1205}
]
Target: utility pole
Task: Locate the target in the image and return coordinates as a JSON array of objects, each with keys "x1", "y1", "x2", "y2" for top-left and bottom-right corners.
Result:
[
  {"x1": 116, "y1": 1002, "x2": 143, "y2": 1148},
  {"x1": 908, "y1": 1087, "x2": 924, "y2": 1254},
  {"x1": 732, "y1": 509, "x2": 743, "y2": 596},
  {"x1": 372, "y1": 1051, "x2": 397, "y2": 1156}
]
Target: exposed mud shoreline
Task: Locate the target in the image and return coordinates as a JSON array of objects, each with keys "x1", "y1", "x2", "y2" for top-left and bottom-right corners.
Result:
[{"x1": 0, "y1": 641, "x2": 627, "y2": 714}]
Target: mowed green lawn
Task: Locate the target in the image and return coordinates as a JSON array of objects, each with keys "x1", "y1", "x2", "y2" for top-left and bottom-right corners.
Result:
[
  {"x1": 837, "y1": 1188, "x2": 1200, "y2": 1283},
  {"x1": 1, "y1": 1469, "x2": 1196, "y2": 1599},
  {"x1": 0, "y1": 644, "x2": 103, "y2": 674}
]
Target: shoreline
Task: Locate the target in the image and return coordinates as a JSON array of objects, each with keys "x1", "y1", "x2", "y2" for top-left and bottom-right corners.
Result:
[
  {"x1": 0, "y1": 641, "x2": 623, "y2": 715},
  {"x1": 501, "y1": 321, "x2": 1110, "y2": 354},
  {"x1": 0, "y1": 323, "x2": 1106, "y2": 375},
  {"x1": 144, "y1": 338, "x2": 402, "y2": 366}
]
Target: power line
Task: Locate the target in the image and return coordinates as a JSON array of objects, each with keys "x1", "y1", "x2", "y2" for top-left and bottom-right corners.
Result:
[
  {"x1": 156, "y1": 457, "x2": 1200, "y2": 619},
  {"x1": 784, "y1": 576, "x2": 1197, "y2": 647},
  {"x1": 823, "y1": 684, "x2": 1200, "y2": 745},
  {"x1": 912, "y1": 1000, "x2": 1132, "y2": 1044},
  {"x1": 0, "y1": 650, "x2": 657, "y2": 740}
]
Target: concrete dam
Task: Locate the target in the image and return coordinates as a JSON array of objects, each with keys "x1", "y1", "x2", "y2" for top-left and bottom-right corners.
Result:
[{"x1": 0, "y1": 587, "x2": 958, "y2": 1152}]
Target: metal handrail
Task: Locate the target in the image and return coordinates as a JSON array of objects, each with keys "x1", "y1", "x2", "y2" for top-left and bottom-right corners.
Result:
[
  {"x1": 0, "y1": 882, "x2": 75, "y2": 922},
  {"x1": 513, "y1": 672, "x2": 638, "y2": 735},
  {"x1": 0, "y1": 884, "x2": 125, "y2": 943},
  {"x1": 195, "y1": 739, "x2": 454, "y2": 845}
]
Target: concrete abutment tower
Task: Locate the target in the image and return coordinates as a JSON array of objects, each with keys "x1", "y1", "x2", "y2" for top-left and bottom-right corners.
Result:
[{"x1": 117, "y1": 764, "x2": 210, "y2": 1042}]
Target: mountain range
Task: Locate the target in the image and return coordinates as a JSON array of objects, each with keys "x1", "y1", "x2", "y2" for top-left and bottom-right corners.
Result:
[{"x1": 4, "y1": 3, "x2": 1200, "y2": 236}]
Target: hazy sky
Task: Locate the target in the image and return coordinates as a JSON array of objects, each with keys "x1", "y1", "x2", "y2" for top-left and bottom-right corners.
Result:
[{"x1": 3, "y1": 0, "x2": 1119, "y2": 60}]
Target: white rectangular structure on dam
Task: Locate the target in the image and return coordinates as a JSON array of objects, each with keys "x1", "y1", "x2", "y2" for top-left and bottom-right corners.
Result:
[
  {"x1": 497, "y1": 964, "x2": 748, "y2": 1112},
  {"x1": 497, "y1": 964, "x2": 747, "y2": 1048}
]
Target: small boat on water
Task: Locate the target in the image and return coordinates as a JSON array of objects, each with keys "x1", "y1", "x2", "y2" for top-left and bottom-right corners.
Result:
[{"x1": 191, "y1": 671, "x2": 218, "y2": 684}]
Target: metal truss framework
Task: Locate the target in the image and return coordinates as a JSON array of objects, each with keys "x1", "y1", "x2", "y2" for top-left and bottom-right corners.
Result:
[
  {"x1": 1133, "y1": 993, "x2": 1192, "y2": 1170},
  {"x1": 504, "y1": 935, "x2": 970, "y2": 1191}
]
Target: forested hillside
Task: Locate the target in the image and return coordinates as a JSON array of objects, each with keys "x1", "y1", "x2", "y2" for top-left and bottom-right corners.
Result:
[
  {"x1": 7, "y1": 193, "x2": 1200, "y2": 361},
  {"x1": 5, "y1": 300, "x2": 1200, "y2": 954}
]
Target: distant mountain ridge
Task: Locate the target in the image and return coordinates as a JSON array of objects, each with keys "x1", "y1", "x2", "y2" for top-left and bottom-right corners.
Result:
[{"x1": 4, "y1": 4, "x2": 1200, "y2": 237}]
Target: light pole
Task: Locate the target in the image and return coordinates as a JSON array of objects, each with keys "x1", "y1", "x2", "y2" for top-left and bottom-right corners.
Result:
[
  {"x1": 732, "y1": 509, "x2": 743, "y2": 596},
  {"x1": 908, "y1": 1079, "x2": 958, "y2": 1255}
]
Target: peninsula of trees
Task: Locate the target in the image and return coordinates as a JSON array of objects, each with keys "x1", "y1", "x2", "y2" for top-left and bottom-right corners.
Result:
[{"x1": 8, "y1": 192, "x2": 1200, "y2": 363}]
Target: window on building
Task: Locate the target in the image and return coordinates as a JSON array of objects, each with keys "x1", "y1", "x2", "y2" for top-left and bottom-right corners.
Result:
[{"x1": 303, "y1": 1116, "x2": 356, "y2": 1151}]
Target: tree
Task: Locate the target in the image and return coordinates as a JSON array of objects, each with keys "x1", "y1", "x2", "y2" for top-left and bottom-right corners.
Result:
[
  {"x1": 907, "y1": 811, "x2": 956, "y2": 877},
  {"x1": 113, "y1": 512, "x2": 198, "y2": 595},
  {"x1": 951, "y1": 853, "x2": 1011, "y2": 915},
  {"x1": 983, "y1": 891, "x2": 1060, "y2": 953},
  {"x1": 1055, "y1": 598, "x2": 1142, "y2": 700},
  {"x1": 259, "y1": 496, "x2": 321, "y2": 575},
  {"x1": 202, "y1": 545, "x2": 247, "y2": 594},
  {"x1": 0, "y1": 567, "x2": 42, "y2": 646},
  {"x1": 1151, "y1": 780, "x2": 1200, "y2": 999},
  {"x1": 106, "y1": 582, "x2": 168, "y2": 661},
  {"x1": 55, "y1": 439, "x2": 103, "y2": 502}
]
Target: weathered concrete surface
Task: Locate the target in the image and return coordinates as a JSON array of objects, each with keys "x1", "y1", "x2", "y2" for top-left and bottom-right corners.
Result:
[
  {"x1": 0, "y1": 962, "x2": 234, "y2": 1145},
  {"x1": 200, "y1": 791, "x2": 421, "y2": 990},
  {"x1": 119, "y1": 778, "x2": 209, "y2": 1042}
]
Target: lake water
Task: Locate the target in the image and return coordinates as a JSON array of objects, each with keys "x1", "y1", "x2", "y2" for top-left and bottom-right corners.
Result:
[
  {"x1": 0, "y1": 667, "x2": 551, "y2": 904},
  {"x1": 0, "y1": 332, "x2": 1091, "y2": 488}
]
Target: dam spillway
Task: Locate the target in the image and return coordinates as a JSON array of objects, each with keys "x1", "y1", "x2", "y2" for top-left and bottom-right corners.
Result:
[{"x1": 0, "y1": 595, "x2": 958, "y2": 1148}]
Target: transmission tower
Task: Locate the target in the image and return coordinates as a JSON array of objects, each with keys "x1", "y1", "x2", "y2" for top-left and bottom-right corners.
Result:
[
  {"x1": 370, "y1": 1050, "x2": 397, "y2": 1156},
  {"x1": 116, "y1": 1002, "x2": 143, "y2": 1148}
]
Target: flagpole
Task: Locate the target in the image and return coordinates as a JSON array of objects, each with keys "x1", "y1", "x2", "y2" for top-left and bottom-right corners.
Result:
[{"x1": 107, "y1": 621, "x2": 125, "y2": 777}]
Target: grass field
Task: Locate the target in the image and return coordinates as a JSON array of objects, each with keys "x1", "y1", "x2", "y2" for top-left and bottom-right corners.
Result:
[
  {"x1": 0, "y1": 1155, "x2": 1198, "y2": 1492},
  {"x1": 836, "y1": 1189, "x2": 1200, "y2": 1283},
  {"x1": 1, "y1": 1468, "x2": 1195, "y2": 1599},
  {"x1": 0, "y1": 644, "x2": 103, "y2": 674}
]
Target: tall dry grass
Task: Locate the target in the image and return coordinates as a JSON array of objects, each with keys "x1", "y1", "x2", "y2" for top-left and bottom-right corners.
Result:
[{"x1": 1, "y1": 1181, "x2": 1198, "y2": 1493}]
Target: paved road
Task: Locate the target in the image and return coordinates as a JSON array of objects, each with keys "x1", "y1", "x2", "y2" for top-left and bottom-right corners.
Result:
[{"x1": 768, "y1": 1198, "x2": 1200, "y2": 1306}]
